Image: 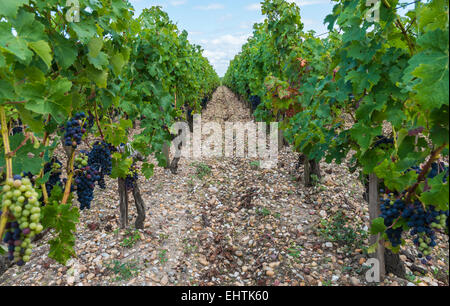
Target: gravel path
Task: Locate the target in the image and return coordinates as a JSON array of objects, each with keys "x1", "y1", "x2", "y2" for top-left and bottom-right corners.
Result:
[{"x1": 0, "y1": 87, "x2": 448, "y2": 286}]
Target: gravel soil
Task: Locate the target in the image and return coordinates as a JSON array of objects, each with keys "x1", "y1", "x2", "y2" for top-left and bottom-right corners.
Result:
[{"x1": 0, "y1": 86, "x2": 448, "y2": 286}]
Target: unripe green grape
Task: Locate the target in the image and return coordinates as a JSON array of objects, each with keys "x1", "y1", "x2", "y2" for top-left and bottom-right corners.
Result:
[
  {"x1": 30, "y1": 214, "x2": 40, "y2": 222},
  {"x1": 35, "y1": 224, "x2": 43, "y2": 233},
  {"x1": 31, "y1": 207, "x2": 40, "y2": 214},
  {"x1": 13, "y1": 180, "x2": 22, "y2": 188},
  {"x1": 13, "y1": 190, "x2": 21, "y2": 197},
  {"x1": 22, "y1": 178, "x2": 31, "y2": 185},
  {"x1": 23, "y1": 255, "x2": 30, "y2": 262},
  {"x1": 19, "y1": 185, "x2": 28, "y2": 192},
  {"x1": 5, "y1": 191, "x2": 13, "y2": 198},
  {"x1": 17, "y1": 196, "x2": 25, "y2": 203},
  {"x1": 2, "y1": 184, "x2": 11, "y2": 192},
  {"x1": 14, "y1": 206, "x2": 22, "y2": 213},
  {"x1": 24, "y1": 191, "x2": 32, "y2": 198},
  {"x1": 6, "y1": 178, "x2": 14, "y2": 186},
  {"x1": 25, "y1": 248, "x2": 32, "y2": 255},
  {"x1": 29, "y1": 223, "x2": 37, "y2": 230},
  {"x1": 22, "y1": 210, "x2": 30, "y2": 217},
  {"x1": 3, "y1": 199, "x2": 12, "y2": 207},
  {"x1": 28, "y1": 197, "x2": 37, "y2": 204}
]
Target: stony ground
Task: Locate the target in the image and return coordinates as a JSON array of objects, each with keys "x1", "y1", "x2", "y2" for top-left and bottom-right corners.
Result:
[{"x1": 0, "y1": 86, "x2": 448, "y2": 286}]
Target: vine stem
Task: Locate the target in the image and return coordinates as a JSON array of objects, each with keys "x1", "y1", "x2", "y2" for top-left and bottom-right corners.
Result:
[
  {"x1": 61, "y1": 150, "x2": 76, "y2": 205},
  {"x1": 94, "y1": 99, "x2": 104, "y2": 141},
  {"x1": 404, "y1": 143, "x2": 447, "y2": 205},
  {"x1": 6, "y1": 134, "x2": 31, "y2": 158},
  {"x1": 0, "y1": 106, "x2": 13, "y2": 240},
  {"x1": 36, "y1": 115, "x2": 52, "y2": 205}
]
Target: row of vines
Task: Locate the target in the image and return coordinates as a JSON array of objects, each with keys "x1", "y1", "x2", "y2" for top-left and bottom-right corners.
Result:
[
  {"x1": 0, "y1": 0, "x2": 219, "y2": 266},
  {"x1": 224, "y1": 0, "x2": 448, "y2": 273}
]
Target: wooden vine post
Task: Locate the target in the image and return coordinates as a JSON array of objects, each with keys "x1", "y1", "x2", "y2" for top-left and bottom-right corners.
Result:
[
  {"x1": 117, "y1": 147, "x2": 146, "y2": 229},
  {"x1": 368, "y1": 173, "x2": 386, "y2": 281},
  {"x1": 303, "y1": 159, "x2": 321, "y2": 187},
  {"x1": 0, "y1": 107, "x2": 13, "y2": 240}
]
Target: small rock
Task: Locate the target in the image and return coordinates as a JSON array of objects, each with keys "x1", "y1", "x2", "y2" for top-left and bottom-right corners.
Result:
[
  {"x1": 160, "y1": 275, "x2": 168, "y2": 286},
  {"x1": 266, "y1": 270, "x2": 275, "y2": 277},
  {"x1": 199, "y1": 258, "x2": 209, "y2": 266},
  {"x1": 67, "y1": 276, "x2": 75, "y2": 285},
  {"x1": 350, "y1": 277, "x2": 360, "y2": 286}
]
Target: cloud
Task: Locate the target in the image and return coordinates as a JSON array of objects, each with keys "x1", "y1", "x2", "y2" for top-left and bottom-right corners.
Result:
[
  {"x1": 245, "y1": 3, "x2": 261, "y2": 11},
  {"x1": 211, "y1": 34, "x2": 250, "y2": 46},
  {"x1": 197, "y1": 32, "x2": 252, "y2": 76},
  {"x1": 170, "y1": 0, "x2": 187, "y2": 6},
  {"x1": 288, "y1": 0, "x2": 332, "y2": 6},
  {"x1": 194, "y1": 3, "x2": 225, "y2": 10}
]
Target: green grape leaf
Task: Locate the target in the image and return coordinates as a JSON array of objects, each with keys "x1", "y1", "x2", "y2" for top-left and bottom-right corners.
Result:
[
  {"x1": 419, "y1": 172, "x2": 449, "y2": 211},
  {"x1": 41, "y1": 189, "x2": 79, "y2": 265},
  {"x1": 0, "y1": 134, "x2": 45, "y2": 175},
  {"x1": 370, "y1": 217, "x2": 387, "y2": 235},
  {"x1": 111, "y1": 153, "x2": 133, "y2": 179},
  {"x1": 141, "y1": 162, "x2": 154, "y2": 179},
  {"x1": 1, "y1": 0, "x2": 29, "y2": 18},
  {"x1": 88, "y1": 37, "x2": 103, "y2": 58},
  {"x1": 53, "y1": 35, "x2": 78, "y2": 69},
  {"x1": 28, "y1": 40, "x2": 53, "y2": 68}
]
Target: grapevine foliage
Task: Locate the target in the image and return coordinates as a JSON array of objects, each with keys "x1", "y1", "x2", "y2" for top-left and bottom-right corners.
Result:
[
  {"x1": 1, "y1": 0, "x2": 219, "y2": 266},
  {"x1": 224, "y1": 0, "x2": 449, "y2": 260}
]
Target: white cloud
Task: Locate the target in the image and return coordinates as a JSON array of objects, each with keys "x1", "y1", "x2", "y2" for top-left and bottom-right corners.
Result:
[
  {"x1": 245, "y1": 3, "x2": 261, "y2": 11},
  {"x1": 196, "y1": 32, "x2": 252, "y2": 76},
  {"x1": 211, "y1": 34, "x2": 250, "y2": 46},
  {"x1": 288, "y1": 0, "x2": 332, "y2": 7},
  {"x1": 170, "y1": 0, "x2": 187, "y2": 6},
  {"x1": 194, "y1": 3, "x2": 225, "y2": 10}
]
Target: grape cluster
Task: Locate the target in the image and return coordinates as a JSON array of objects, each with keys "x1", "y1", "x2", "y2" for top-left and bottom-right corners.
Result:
[
  {"x1": 86, "y1": 111, "x2": 95, "y2": 129},
  {"x1": 125, "y1": 164, "x2": 139, "y2": 191},
  {"x1": 88, "y1": 141, "x2": 112, "y2": 189},
  {"x1": 1, "y1": 175, "x2": 43, "y2": 266},
  {"x1": 201, "y1": 97, "x2": 208, "y2": 109},
  {"x1": 249, "y1": 95, "x2": 261, "y2": 112},
  {"x1": 63, "y1": 112, "x2": 87, "y2": 148},
  {"x1": 373, "y1": 136, "x2": 394, "y2": 148},
  {"x1": 43, "y1": 158, "x2": 63, "y2": 197},
  {"x1": 74, "y1": 151, "x2": 89, "y2": 169},
  {"x1": 74, "y1": 166, "x2": 101, "y2": 211},
  {"x1": 11, "y1": 126, "x2": 23, "y2": 135},
  {"x1": 378, "y1": 162, "x2": 449, "y2": 264},
  {"x1": 380, "y1": 197, "x2": 405, "y2": 247}
]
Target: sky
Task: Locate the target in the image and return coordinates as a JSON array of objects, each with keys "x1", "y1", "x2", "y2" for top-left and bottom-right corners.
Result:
[{"x1": 128, "y1": 0, "x2": 335, "y2": 76}]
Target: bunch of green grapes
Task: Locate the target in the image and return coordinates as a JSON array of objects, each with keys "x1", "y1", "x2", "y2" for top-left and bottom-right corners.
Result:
[
  {"x1": 74, "y1": 151, "x2": 89, "y2": 169},
  {"x1": 1, "y1": 175, "x2": 43, "y2": 265}
]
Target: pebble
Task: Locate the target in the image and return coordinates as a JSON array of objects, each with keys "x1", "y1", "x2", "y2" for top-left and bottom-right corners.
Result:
[
  {"x1": 350, "y1": 277, "x2": 360, "y2": 286},
  {"x1": 266, "y1": 270, "x2": 275, "y2": 277}
]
